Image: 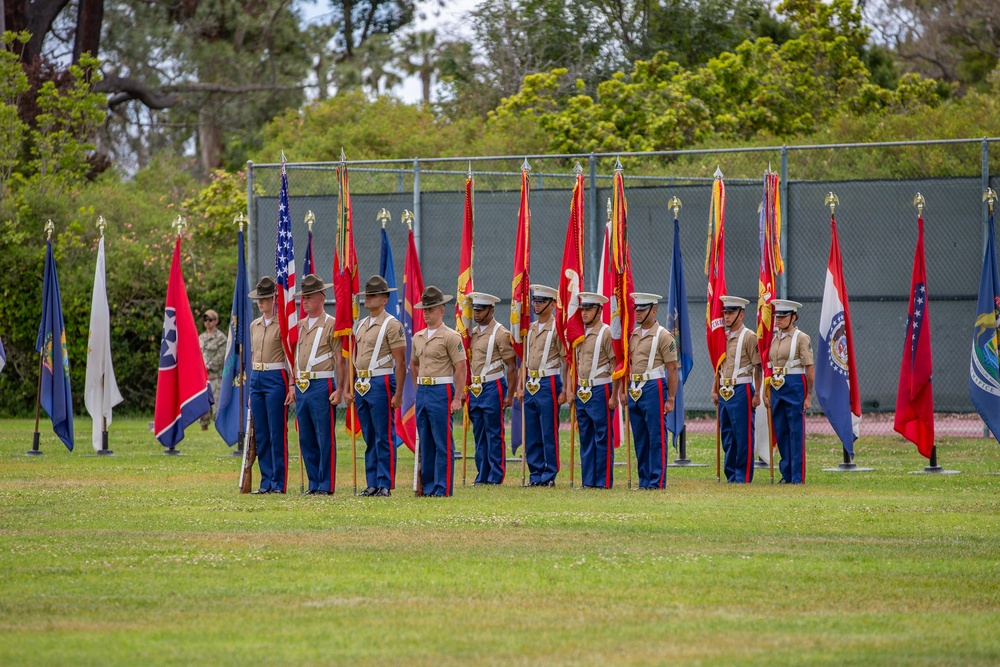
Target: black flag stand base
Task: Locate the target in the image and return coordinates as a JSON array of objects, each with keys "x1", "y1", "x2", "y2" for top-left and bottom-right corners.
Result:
[
  {"x1": 97, "y1": 430, "x2": 114, "y2": 456},
  {"x1": 26, "y1": 432, "x2": 44, "y2": 456},
  {"x1": 753, "y1": 458, "x2": 769, "y2": 469},
  {"x1": 163, "y1": 446, "x2": 182, "y2": 456},
  {"x1": 908, "y1": 446, "x2": 960, "y2": 475},
  {"x1": 667, "y1": 429, "x2": 708, "y2": 467},
  {"x1": 823, "y1": 447, "x2": 873, "y2": 472}
]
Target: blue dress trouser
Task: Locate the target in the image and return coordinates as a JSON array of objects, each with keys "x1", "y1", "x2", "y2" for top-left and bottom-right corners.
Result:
[
  {"x1": 627, "y1": 378, "x2": 669, "y2": 489},
  {"x1": 470, "y1": 378, "x2": 507, "y2": 484},
  {"x1": 524, "y1": 375, "x2": 562, "y2": 485},
  {"x1": 249, "y1": 368, "x2": 289, "y2": 492},
  {"x1": 296, "y1": 378, "x2": 338, "y2": 493},
  {"x1": 719, "y1": 383, "x2": 756, "y2": 483},
  {"x1": 356, "y1": 375, "x2": 397, "y2": 489},
  {"x1": 772, "y1": 375, "x2": 807, "y2": 484},
  {"x1": 417, "y1": 383, "x2": 455, "y2": 496},
  {"x1": 576, "y1": 384, "x2": 616, "y2": 488}
]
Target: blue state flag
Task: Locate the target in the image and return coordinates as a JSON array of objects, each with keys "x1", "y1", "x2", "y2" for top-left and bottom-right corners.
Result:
[
  {"x1": 970, "y1": 208, "x2": 1000, "y2": 442},
  {"x1": 664, "y1": 216, "x2": 692, "y2": 448},
  {"x1": 36, "y1": 240, "x2": 74, "y2": 451},
  {"x1": 0, "y1": 334, "x2": 6, "y2": 374},
  {"x1": 378, "y1": 227, "x2": 404, "y2": 447},
  {"x1": 216, "y1": 228, "x2": 253, "y2": 446}
]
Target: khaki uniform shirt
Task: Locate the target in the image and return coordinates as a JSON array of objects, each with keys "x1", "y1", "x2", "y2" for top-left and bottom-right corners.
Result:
[
  {"x1": 719, "y1": 324, "x2": 760, "y2": 379},
  {"x1": 628, "y1": 323, "x2": 678, "y2": 372},
  {"x1": 470, "y1": 320, "x2": 515, "y2": 377},
  {"x1": 354, "y1": 310, "x2": 405, "y2": 370},
  {"x1": 412, "y1": 326, "x2": 466, "y2": 377},
  {"x1": 297, "y1": 313, "x2": 339, "y2": 373},
  {"x1": 525, "y1": 320, "x2": 565, "y2": 371},
  {"x1": 250, "y1": 317, "x2": 286, "y2": 365},
  {"x1": 769, "y1": 327, "x2": 814, "y2": 368},
  {"x1": 199, "y1": 329, "x2": 228, "y2": 378},
  {"x1": 577, "y1": 325, "x2": 616, "y2": 382}
]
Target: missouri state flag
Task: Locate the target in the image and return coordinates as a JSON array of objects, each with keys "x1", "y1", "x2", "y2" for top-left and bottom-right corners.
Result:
[
  {"x1": 815, "y1": 210, "x2": 861, "y2": 456},
  {"x1": 155, "y1": 237, "x2": 212, "y2": 448},
  {"x1": 970, "y1": 205, "x2": 1000, "y2": 442}
]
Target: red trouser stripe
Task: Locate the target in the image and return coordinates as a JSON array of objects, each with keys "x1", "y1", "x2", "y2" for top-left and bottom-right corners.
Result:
[
  {"x1": 281, "y1": 370, "x2": 289, "y2": 492},
  {"x1": 446, "y1": 384, "x2": 454, "y2": 495},
  {"x1": 657, "y1": 379, "x2": 667, "y2": 488},
  {"x1": 604, "y1": 385, "x2": 613, "y2": 488},
  {"x1": 496, "y1": 379, "x2": 506, "y2": 480},
  {"x1": 328, "y1": 378, "x2": 337, "y2": 494},
  {"x1": 550, "y1": 377, "x2": 560, "y2": 472},
  {"x1": 801, "y1": 380, "x2": 807, "y2": 483},
  {"x1": 385, "y1": 375, "x2": 396, "y2": 488},
  {"x1": 745, "y1": 384, "x2": 753, "y2": 483}
]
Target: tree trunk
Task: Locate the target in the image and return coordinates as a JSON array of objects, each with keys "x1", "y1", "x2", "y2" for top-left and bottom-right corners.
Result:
[
  {"x1": 73, "y1": 0, "x2": 104, "y2": 64},
  {"x1": 198, "y1": 105, "x2": 223, "y2": 176},
  {"x1": 5, "y1": 0, "x2": 73, "y2": 64},
  {"x1": 421, "y1": 69, "x2": 431, "y2": 103}
]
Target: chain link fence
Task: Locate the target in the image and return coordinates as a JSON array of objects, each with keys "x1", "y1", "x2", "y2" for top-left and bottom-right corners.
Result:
[{"x1": 247, "y1": 138, "x2": 1000, "y2": 438}]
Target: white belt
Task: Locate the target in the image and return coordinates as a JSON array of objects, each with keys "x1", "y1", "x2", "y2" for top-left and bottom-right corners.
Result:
[
  {"x1": 471, "y1": 371, "x2": 504, "y2": 384},
  {"x1": 630, "y1": 369, "x2": 665, "y2": 383},
  {"x1": 720, "y1": 377, "x2": 753, "y2": 387},
  {"x1": 298, "y1": 371, "x2": 336, "y2": 380},
  {"x1": 527, "y1": 368, "x2": 561, "y2": 379},
  {"x1": 773, "y1": 367, "x2": 805, "y2": 375},
  {"x1": 417, "y1": 376, "x2": 454, "y2": 386},
  {"x1": 252, "y1": 362, "x2": 285, "y2": 371},
  {"x1": 579, "y1": 377, "x2": 612, "y2": 388},
  {"x1": 357, "y1": 368, "x2": 393, "y2": 379}
]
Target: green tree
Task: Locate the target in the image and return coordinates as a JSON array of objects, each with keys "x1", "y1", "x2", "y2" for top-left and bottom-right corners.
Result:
[{"x1": 396, "y1": 30, "x2": 441, "y2": 104}]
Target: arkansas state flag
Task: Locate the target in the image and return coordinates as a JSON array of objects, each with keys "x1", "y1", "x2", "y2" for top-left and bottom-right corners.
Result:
[
  {"x1": 894, "y1": 213, "x2": 934, "y2": 458},
  {"x1": 155, "y1": 238, "x2": 212, "y2": 448},
  {"x1": 815, "y1": 210, "x2": 861, "y2": 457}
]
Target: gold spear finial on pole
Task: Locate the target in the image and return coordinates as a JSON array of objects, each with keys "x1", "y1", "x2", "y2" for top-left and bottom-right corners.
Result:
[
  {"x1": 377, "y1": 208, "x2": 391, "y2": 228},
  {"x1": 234, "y1": 212, "x2": 246, "y2": 232},
  {"x1": 172, "y1": 215, "x2": 186, "y2": 237},
  {"x1": 340, "y1": 148, "x2": 347, "y2": 164},
  {"x1": 825, "y1": 192, "x2": 839, "y2": 216},
  {"x1": 984, "y1": 187, "x2": 997, "y2": 214},
  {"x1": 44, "y1": 220, "x2": 54, "y2": 240},
  {"x1": 305, "y1": 210, "x2": 315, "y2": 232},
  {"x1": 614, "y1": 156, "x2": 623, "y2": 173},
  {"x1": 402, "y1": 209, "x2": 414, "y2": 231},
  {"x1": 521, "y1": 157, "x2": 531, "y2": 172},
  {"x1": 573, "y1": 161, "x2": 583, "y2": 175},
  {"x1": 913, "y1": 192, "x2": 925, "y2": 216},
  {"x1": 714, "y1": 166, "x2": 724, "y2": 180},
  {"x1": 668, "y1": 196, "x2": 682, "y2": 219},
  {"x1": 97, "y1": 215, "x2": 107, "y2": 238}
]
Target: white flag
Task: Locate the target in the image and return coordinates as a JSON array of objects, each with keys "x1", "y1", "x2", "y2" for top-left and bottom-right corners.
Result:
[{"x1": 84, "y1": 237, "x2": 123, "y2": 452}]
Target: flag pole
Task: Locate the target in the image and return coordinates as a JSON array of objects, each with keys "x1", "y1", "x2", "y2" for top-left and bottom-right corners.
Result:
[
  {"x1": 767, "y1": 388, "x2": 775, "y2": 483},
  {"x1": 569, "y1": 354, "x2": 576, "y2": 488},
  {"x1": 461, "y1": 403, "x2": 469, "y2": 485},
  {"x1": 92, "y1": 216, "x2": 115, "y2": 456},
  {"x1": 29, "y1": 221, "x2": 58, "y2": 456},
  {"x1": 349, "y1": 334, "x2": 358, "y2": 495},
  {"x1": 716, "y1": 404, "x2": 721, "y2": 483},
  {"x1": 624, "y1": 401, "x2": 633, "y2": 489},
  {"x1": 234, "y1": 213, "x2": 249, "y2": 458}
]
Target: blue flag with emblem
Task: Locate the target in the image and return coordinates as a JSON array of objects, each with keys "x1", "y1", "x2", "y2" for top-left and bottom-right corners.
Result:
[
  {"x1": 378, "y1": 227, "x2": 404, "y2": 447},
  {"x1": 970, "y1": 207, "x2": 1000, "y2": 443},
  {"x1": 0, "y1": 334, "x2": 6, "y2": 374},
  {"x1": 215, "y1": 227, "x2": 253, "y2": 446},
  {"x1": 36, "y1": 239, "x2": 74, "y2": 451},
  {"x1": 665, "y1": 215, "x2": 692, "y2": 448}
]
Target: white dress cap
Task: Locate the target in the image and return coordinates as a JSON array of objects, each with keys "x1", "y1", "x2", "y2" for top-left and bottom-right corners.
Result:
[
  {"x1": 631, "y1": 292, "x2": 662, "y2": 307},
  {"x1": 576, "y1": 291, "x2": 609, "y2": 306},
  {"x1": 771, "y1": 299, "x2": 803, "y2": 313},
  {"x1": 720, "y1": 295, "x2": 750, "y2": 308},
  {"x1": 469, "y1": 292, "x2": 501, "y2": 306},
  {"x1": 530, "y1": 284, "x2": 558, "y2": 299}
]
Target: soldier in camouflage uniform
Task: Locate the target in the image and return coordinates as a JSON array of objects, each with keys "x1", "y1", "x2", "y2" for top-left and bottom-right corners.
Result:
[{"x1": 199, "y1": 309, "x2": 228, "y2": 430}]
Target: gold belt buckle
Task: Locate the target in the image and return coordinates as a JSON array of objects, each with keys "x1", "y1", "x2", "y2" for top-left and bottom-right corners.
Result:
[
  {"x1": 630, "y1": 374, "x2": 644, "y2": 383},
  {"x1": 357, "y1": 369, "x2": 372, "y2": 379},
  {"x1": 576, "y1": 386, "x2": 592, "y2": 403},
  {"x1": 469, "y1": 380, "x2": 483, "y2": 397},
  {"x1": 354, "y1": 377, "x2": 370, "y2": 395},
  {"x1": 418, "y1": 377, "x2": 434, "y2": 386},
  {"x1": 525, "y1": 378, "x2": 541, "y2": 395},
  {"x1": 528, "y1": 369, "x2": 541, "y2": 379},
  {"x1": 771, "y1": 368, "x2": 785, "y2": 389},
  {"x1": 719, "y1": 382, "x2": 735, "y2": 401}
]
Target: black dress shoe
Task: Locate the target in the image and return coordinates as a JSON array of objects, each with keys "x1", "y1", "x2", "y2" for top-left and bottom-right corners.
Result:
[
  {"x1": 542, "y1": 480, "x2": 555, "y2": 487},
  {"x1": 251, "y1": 489, "x2": 269, "y2": 494},
  {"x1": 360, "y1": 487, "x2": 377, "y2": 496},
  {"x1": 375, "y1": 487, "x2": 391, "y2": 497},
  {"x1": 269, "y1": 489, "x2": 285, "y2": 494}
]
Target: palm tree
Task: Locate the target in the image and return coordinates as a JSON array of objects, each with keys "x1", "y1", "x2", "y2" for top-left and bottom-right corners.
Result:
[
  {"x1": 396, "y1": 30, "x2": 440, "y2": 104},
  {"x1": 359, "y1": 34, "x2": 402, "y2": 96}
]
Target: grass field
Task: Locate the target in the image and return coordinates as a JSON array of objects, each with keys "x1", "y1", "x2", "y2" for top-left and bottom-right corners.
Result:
[{"x1": 2, "y1": 417, "x2": 999, "y2": 666}]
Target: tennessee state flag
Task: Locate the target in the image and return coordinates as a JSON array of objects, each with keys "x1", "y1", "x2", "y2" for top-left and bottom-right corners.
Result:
[
  {"x1": 155, "y1": 237, "x2": 212, "y2": 448},
  {"x1": 894, "y1": 212, "x2": 935, "y2": 458},
  {"x1": 456, "y1": 176, "x2": 475, "y2": 376},
  {"x1": 396, "y1": 228, "x2": 426, "y2": 452},
  {"x1": 510, "y1": 168, "x2": 531, "y2": 358},
  {"x1": 557, "y1": 168, "x2": 586, "y2": 372},
  {"x1": 705, "y1": 172, "x2": 728, "y2": 373},
  {"x1": 609, "y1": 169, "x2": 634, "y2": 380}
]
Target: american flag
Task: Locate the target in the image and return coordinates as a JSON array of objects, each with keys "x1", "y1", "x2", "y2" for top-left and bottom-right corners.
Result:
[{"x1": 275, "y1": 161, "x2": 298, "y2": 363}]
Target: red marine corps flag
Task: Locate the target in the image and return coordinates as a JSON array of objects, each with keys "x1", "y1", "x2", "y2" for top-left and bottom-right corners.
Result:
[
  {"x1": 455, "y1": 173, "x2": 475, "y2": 375},
  {"x1": 557, "y1": 164, "x2": 586, "y2": 371},
  {"x1": 510, "y1": 162, "x2": 531, "y2": 359},
  {"x1": 333, "y1": 153, "x2": 362, "y2": 434},
  {"x1": 609, "y1": 161, "x2": 634, "y2": 380},
  {"x1": 705, "y1": 168, "x2": 728, "y2": 373},
  {"x1": 755, "y1": 170, "x2": 783, "y2": 465},
  {"x1": 155, "y1": 229, "x2": 212, "y2": 450}
]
